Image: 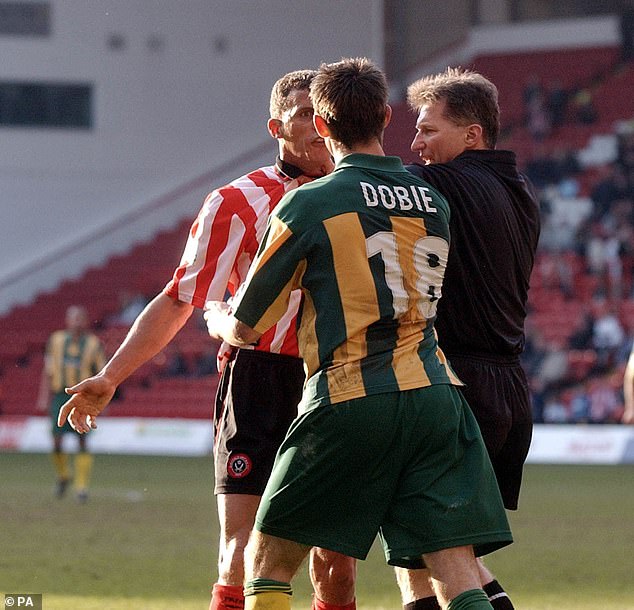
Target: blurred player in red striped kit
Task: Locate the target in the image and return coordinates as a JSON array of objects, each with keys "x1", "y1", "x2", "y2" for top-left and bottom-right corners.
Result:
[{"x1": 57, "y1": 69, "x2": 356, "y2": 610}]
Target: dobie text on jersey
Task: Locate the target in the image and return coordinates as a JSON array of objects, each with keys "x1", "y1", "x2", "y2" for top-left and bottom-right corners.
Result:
[{"x1": 360, "y1": 182, "x2": 438, "y2": 213}]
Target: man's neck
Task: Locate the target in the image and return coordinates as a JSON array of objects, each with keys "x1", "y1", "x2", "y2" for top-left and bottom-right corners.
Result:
[
  {"x1": 276, "y1": 157, "x2": 304, "y2": 179},
  {"x1": 331, "y1": 139, "x2": 385, "y2": 164},
  {"x1": 277, "y1": 155, "x2": 334, "y2": 179}
]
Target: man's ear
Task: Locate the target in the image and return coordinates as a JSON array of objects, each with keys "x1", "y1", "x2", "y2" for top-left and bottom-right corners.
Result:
[
  {"x1": 313, "y1": 114, "x2": 330, "y2": 139},
  {"x1": 267, "y1": 118, "x2": 284, "y2": 139},
  {"x1": 464, "y1": 123, "x2": 484, "y2": 148},
  {"x1": 384, "y1": 104, "x2": 392, "y2": 128}
]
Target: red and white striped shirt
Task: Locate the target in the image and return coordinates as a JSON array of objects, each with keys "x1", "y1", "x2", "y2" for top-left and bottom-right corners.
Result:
[{"x1": 164, "y1": 164, "x2": 308, "y2": 357}]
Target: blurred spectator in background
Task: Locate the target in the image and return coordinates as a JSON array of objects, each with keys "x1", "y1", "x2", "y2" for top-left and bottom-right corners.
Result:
[
  {"x1": 525, "y1": 144, "x2": 562, "y2": 188},
  {"x1": 542, "y1": 391, "x2": 569, "y2": 423},
  {"x1": 523, "y1": 74, "x2": 551, "y2": 141},
  {"x1": 569, "y1": 308, "x2": 595, "y2": 350},
  {"x1": 526, "y1": 91, "x2": 551, "y2": 142},
  {"x1": 107, "y1": 291, "x2": 149, "y2": 326},
  {"x1": 589, "y1": 163, "x2": 632, "y2": 221},
  {"x1": 533, "y1": 337, "x2": 570, "y2": 395},
  {"x1": 572, "y1": 87, "x2": 598, "y2": 125},
  {"x1": 587, "y1": 376, "x2": 621, "y2": 423},
  {"x1": 535, "y1": 249, "x2": 575, "y2": 298},
  {"x1": 583, "y1": 221, "x2": 624, "y2": 299},
  {"x1": 616, "y1": 125, "x2": 634, "y2": 176},
  {"x1": 569, "y1": 383, "x2": 591, "y2": 422},
  {"x1": 591, "y1": 299, "x2": 625, "y2": 367},
  {"x1": 547, "y1": 79, "x2": 568, "y2": 129},
  {"x1": 522, "y1": 74, "x2": 543, "y2": 108}
]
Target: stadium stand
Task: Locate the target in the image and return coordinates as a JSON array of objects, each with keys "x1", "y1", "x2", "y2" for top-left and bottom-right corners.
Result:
[
  {"x1": 0, "y1": 218, "x2": 220, "y2": 420},
  {"x1": 1, "y1": 43, "x2": 632, "y2": 425},
  {"x1": 486, "y1": 46, "x2": 634, "y2": 424}
]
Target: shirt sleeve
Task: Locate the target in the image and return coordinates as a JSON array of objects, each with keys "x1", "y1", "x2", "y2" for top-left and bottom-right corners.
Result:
[
  {"x1": 164, "y1": 187, "x2": 256, "y2": 309},
  {"x1": 232, "y1": 214, "x2": 306, "y2": 335}
]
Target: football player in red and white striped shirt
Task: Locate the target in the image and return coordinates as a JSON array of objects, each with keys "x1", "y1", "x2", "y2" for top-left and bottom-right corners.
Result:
[{"x1": 58, "y1": 70, "x2": 356, "y2": 610}]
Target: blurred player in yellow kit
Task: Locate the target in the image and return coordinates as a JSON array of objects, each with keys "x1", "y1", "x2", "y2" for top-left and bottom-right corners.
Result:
[{"x1": 37, "y1": 305, "x2": 105, "y2": 502}]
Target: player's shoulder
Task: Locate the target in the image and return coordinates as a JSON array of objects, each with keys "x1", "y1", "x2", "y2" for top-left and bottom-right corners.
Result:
[
  {"x1": 46, "y1": 330, "x2": 67, "y2": 351},
  {"x1": 231, "y1": 165, "x2": 282, "y2": 189},
  {"x1": 266, "y1": 180, "x2": 325, "y2": 235},
  {"x1": 406, "y1": 160, "x2": 457, "y2": 180},
  {"x1": 405, "y1": 159, "x2": 471, "y2": 205},
  {"x1": 204, "y1": 165, "x2": 284, "y2": 207},
  {"x1": 401, "y1": 166, "x2": 450, "y2": 206}
]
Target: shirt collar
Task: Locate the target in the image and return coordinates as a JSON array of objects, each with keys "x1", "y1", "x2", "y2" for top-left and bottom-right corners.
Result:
[
  {"x1": 275, "y1": 156, "x2": 304, "y2": 179},
  {"x1": 335, "y1": 153, "x2": 404, "y2": 172}
]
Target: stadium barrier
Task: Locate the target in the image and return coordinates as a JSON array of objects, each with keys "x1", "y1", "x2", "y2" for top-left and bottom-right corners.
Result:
[
  {"x1": 1, "y1": 417, "x2": 634, "y2": 463},
  {"x1": 0, "y1": 416, "x2": 213, "y2": 456},
  {"x1": 526, "y1": 423, "x2": 634, "y2": 464}
]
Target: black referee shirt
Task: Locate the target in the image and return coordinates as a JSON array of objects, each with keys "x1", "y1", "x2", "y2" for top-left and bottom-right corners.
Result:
[{"x1": 407, "y1": 150, "x2": 540, "y2": 360}]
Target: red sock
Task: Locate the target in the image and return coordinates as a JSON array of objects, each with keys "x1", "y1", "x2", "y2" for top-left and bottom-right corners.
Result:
[
  {"x1": 312, "y1": 597, "x2": 356, "y2": 610},
  {"x1": 209, "y1": 583, "x2": 244, "y2": 610}
]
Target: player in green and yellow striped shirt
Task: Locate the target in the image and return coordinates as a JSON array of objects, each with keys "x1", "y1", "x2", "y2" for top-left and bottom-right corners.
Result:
[{"x1": 37, "y1": 305, "x2": 105, "y2": 502}]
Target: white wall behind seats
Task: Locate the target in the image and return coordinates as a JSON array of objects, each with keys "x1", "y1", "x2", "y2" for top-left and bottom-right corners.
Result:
[{"x1": 0, "y1": 0, "x2": 383, "y2": 313}]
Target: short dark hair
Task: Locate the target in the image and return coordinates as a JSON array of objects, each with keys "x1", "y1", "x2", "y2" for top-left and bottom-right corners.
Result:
[
  {"x1": 269, "y1": 69, "x2": 317, "y2": 119},
  {"x1": 310, "y1": 57, "x2": 388, "y2": 149},
  {"x1": 407, "y1": 67, "x2": 500, "y2": 148}
]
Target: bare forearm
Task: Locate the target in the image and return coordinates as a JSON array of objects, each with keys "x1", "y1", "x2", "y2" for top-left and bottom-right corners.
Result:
[
  {"x1": 623, "y1": 352, "x2": 634, "y2": 424},
  {"x1": 220, "y1": 317, "x2": 260, "y2": 347},
  {"x1": 625, "y1": 385, "x2": 634, "y2": 410},
  {"x1": 624, "y1": 373, "x2": 634, "y2": 410},
  {"x1": 102, "y1": 292, "x2": 194, "y2": 385}
]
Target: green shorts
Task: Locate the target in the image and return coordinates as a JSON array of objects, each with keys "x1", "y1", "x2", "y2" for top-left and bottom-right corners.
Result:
[
  {"x1": 50, "y1": 393, "x2": 78, "y2": 437},
  {"x1": 255, "y1": 384, "x2": 512, "y2": 568}
]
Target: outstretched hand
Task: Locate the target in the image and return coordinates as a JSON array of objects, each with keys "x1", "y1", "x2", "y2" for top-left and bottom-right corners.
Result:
[{"x1": 57, "y1": 375, "x2": 117, "y2": 434}]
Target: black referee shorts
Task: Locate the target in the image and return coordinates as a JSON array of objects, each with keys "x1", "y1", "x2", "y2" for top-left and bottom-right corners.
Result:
[
  {"x1": 213, "y1": 348, "x2": 304, "y2": 495},
  {"x1": 447, "y1": 353, "x2": 533, "y2": 510}
]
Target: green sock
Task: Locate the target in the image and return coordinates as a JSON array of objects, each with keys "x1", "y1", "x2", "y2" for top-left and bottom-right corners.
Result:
[
  {"x1": 244, "y1": 578, "x2": 292, "y2": 596},
  {"x1": 244, "y1": 579, "x2": 292, "y2": 610},
  {"x1": 447, "y1": 589, "x2": 493, "y2": 610}
]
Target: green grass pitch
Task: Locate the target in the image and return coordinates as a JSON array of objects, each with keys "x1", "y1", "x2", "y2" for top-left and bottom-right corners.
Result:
[{"x1": 1, "y1": 452, "x2": 633, "y2": 609}]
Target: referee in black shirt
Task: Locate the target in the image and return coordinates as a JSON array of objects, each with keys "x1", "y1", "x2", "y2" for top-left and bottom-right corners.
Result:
[{"x1": 396, "y1": 68, "x2": 540, "y2": 610}]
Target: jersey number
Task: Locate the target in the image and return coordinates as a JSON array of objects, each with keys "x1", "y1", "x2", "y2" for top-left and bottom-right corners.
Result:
[{"x1": 366, "y1": 232, "x2": 448, "y2": 319}]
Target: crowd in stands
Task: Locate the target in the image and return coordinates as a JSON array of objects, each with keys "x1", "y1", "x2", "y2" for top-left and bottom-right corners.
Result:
[
  {"x1": 522, "y1": 73, "x2": 600, "y2": 143},
  {"x1": 517, "y1": 74, "x2": 634, "y2": 423}
]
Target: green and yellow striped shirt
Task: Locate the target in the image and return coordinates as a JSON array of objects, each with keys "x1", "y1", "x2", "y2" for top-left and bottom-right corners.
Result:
[
  {"x1": 45, "y1": 330, "x2": 106, "y2": 393},
  {"x1": 234, "y1": 154, "x2": 462, "y2": 409}
]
